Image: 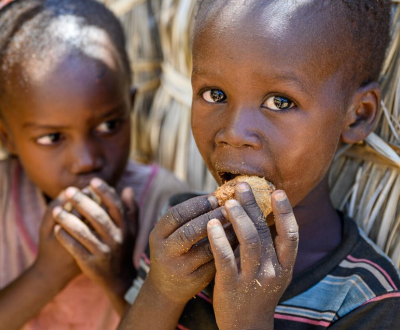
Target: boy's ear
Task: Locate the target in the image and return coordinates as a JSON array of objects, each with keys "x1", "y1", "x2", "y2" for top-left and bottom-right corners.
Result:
[
  {"x1": 130, "y1": 87, "x2": 137, "y2": 109},
  {"x1": 341, "y1": 82, "x2": 381, "y2": 144},
  {"x1": 0, "y1": 119, "x2": 17, "y2": 155}
]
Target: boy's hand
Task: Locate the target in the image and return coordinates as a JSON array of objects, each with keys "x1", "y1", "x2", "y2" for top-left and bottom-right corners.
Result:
[
  {"x1": 34, "y1": 194, "x2": 81, "y2": 290},
  {"x1": 146, "y1": 195, "x2": 236, "y2": 305},
  {"x1": 52, "y1": 179, "x2": 137, "y2": 305},
  {"x1": 208, "y1": 183, "x2": 298, "y2": 330}
]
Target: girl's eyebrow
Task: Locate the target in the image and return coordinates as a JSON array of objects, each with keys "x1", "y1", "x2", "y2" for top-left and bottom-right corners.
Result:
[{"x1": 22, "y1": 123, "x2": 69, "y2": 129}]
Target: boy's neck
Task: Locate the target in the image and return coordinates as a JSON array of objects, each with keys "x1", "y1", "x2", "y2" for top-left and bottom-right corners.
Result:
[{"x1": 291, "y1": 175, "x2": 342, "y2": 275}]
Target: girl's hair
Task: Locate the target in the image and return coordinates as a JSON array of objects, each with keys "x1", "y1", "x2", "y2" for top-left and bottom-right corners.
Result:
[{"x1": 0, "y1": 0, "x2": 131, "y2": 114}]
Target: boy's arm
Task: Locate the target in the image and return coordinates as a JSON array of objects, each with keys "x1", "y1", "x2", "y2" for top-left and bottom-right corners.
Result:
[
  {"x1": 118, "y1": 277, "x2": 186, "y2": 330},
  {"x1": 0, "y1": 198, "x2": 79, "y2": 330}
]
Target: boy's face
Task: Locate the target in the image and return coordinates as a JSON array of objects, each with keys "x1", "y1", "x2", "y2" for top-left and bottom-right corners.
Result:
[
  {"x1": 0, "y1": 52, "x2": 131, "y2": 199},
  {"x1": 191, "y1": 2, "x2": 351, "y2": 207}
]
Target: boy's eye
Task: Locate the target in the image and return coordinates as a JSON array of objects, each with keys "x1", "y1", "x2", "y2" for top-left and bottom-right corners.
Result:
[
  {"x1": 95, "y1": 120, "x2": 119, "y2": 134},
  {"x1": 263, "y1": 96, "x2": 295, "y2": 111},
  {"x1": 202, "y1": 89, "x2": 227, "y2": 103},
  {"x1": 36, "y1": 133, "x2": 62, "y2": 146}
]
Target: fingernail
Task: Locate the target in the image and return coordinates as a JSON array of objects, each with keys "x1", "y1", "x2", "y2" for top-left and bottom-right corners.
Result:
[
  {"x1": 236, "y1": 182, "x2": 249, "y2": 192},
  {"x1": 91, "y1": 178, "x2": 102, "y2": 188},
  {"x1": 207, "y1": 195, "x2": 218, "y2": 209},
  {"x1": 65, "y1": 187, "x2": 78, "y2": 199},
  {"x1": 274, "y1": 190, "x2": 286, "y2": 202},
  {"x1": 225, "y1": 199, "x2": 238, "y2": 207},
  {"x1": 52, "y1": 206, "x2": 63, "y2": 218},
  {"x1": 208, "y1": 219, "x2": 220, "y2": 227},
  {"x1": 63, "y1": 202, "x2": 73, "y2": 212}
]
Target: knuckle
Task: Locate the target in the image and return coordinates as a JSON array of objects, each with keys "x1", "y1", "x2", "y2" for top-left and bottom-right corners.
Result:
[
  {"x1": 202, "y1": 244, "x2": 214, "y2": 259},
  {"x1": 241, "y1": 197, "x2": 259, "y2": 210},
  {"x1": 242, "y1": 234, "x2": 260, "y2": 248},
  {"x1": 177, "y1": 224, "x2": 197, "y2": 245},
  {"x1": 286, "y1": 230, "x2": 299, "y2": 243},
  {"x1": 168, "y1": 208, "x2": 184, "y2": 227}
]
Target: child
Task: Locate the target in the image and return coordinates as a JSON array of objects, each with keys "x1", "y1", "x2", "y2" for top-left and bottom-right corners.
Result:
[
  {"x1": 0, "y1": 0, "x2": 188, "y2": 329},
  {"x1": 120, "y1": 0, "x2": 400, "y2": 329}
]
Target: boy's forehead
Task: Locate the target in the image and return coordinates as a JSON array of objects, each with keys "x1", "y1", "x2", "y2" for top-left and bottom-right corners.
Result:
[{"x1": 194, "y1": 0, "x2": 350, "y2": 81}]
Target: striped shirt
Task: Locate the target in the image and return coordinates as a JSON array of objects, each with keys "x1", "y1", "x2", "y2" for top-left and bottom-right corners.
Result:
[{"x1": 127, "y1": 201, "x2": 400, "y2": 329}]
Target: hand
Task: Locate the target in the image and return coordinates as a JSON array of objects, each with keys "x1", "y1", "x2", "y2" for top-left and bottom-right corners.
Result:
[
  {"x1": 52, "y1": 178, "x2": 137, "y2": 301},
  {"x1": 146, "y1": 194, "x2": 237, "y2": 305},
  {"x1": 208, "y1": 183, "x2": 299, "y2": 330},
  {"x1": 34, "y1": 193, "x2": 80, "y2": 291}
]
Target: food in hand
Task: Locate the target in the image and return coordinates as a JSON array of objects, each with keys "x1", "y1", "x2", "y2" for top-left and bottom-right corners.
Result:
[{"x1": 214, "y1": 175, "x2": 275, "y2": 225}]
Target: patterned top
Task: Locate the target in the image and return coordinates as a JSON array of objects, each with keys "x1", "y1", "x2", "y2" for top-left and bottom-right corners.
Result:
[{"x1": 127, "y1": 199, "x2": 400, "y2": 330}]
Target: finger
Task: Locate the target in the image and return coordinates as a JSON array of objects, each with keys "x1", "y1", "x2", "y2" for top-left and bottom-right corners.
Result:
[
  {"x1": 186, "y1": 225, "x2": 238, "y2": 268},
  {"x1": 235, "y1": 183, "x2": 276, "y2": 262},
  {"x1": 89, "y1": 178, "x2": 124, "y2": 227},
  {"x1": 189, "y1": 259, "x2": 216, "y2": 288},
  {"x1": 53, "y1": 206, "x2": 109, "y2": 255},
  {"x1": 207, "y1": 219, "x2": 237, "y2": 280},
  {"x1": 272, "y1": 190, "x2": 299, "y2": 270},
  {"x1": 154, "y1": 194, "x2": 219, "y2": 239},
  {"x1": 223, "y1": 199, "x2": 261, "y2": 279},
  {"x1": 42, "y1": 191, "x2": 67, "y2": 236},
  {"x1": 166, "y1": 206, "x2": 228, "y2": 256},
  {"x1": 54, "y1": 224, "x2": 91, "y2": 260},
  {"x1": 121, "y1": 186, "x2": 139, "y2": 234},
  {"x1": 65, "y1": 187, "x2": 121, "y2": 244}
]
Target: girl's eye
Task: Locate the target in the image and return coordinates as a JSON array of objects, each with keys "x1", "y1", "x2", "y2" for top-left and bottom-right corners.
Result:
[
  {"x1": 36, "y1": 133, "x2": 62, "y2": 146},
  {"x1": 202, "y1": 89, "x2": 227, "y2": 103},
  {"x1": 96, "y1": 120, "x2": 119, "y2": 134},
  {"x1": 263, "y1": 96, "x2": 295, "y2": 111}
]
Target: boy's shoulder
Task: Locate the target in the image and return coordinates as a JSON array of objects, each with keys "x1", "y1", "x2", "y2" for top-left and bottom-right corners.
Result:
[{"x1": 277, "y1": 215, "x2": 400, "y2": 329}]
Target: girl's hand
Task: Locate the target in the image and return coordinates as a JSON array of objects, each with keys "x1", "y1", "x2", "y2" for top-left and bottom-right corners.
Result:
[
  {"x1": 34, "y1": 194, "x2": 81, "y2": 290},
  {"x1": 208, "y1": 183, "x2": 299, "y2": 330},
  {"x1": 52, "y1": 178, "x2": 137, "y2": 313},
  {"x1": 146, "y1": 194, "x2": 236, "y2": 305}
]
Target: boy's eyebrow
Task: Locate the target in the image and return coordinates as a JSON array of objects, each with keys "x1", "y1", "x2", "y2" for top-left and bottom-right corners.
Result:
[{"x1": 192, "y1": 68, "x2": 311, "y2": 96}]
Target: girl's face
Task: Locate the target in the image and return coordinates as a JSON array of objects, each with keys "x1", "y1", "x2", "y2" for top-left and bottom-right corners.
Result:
[
  {"x1": 191, "y1": 3, "x2": 351, "y2": 208},
  {"x1": 0, "y1": 53, "x2": 132, "y2": 199}
]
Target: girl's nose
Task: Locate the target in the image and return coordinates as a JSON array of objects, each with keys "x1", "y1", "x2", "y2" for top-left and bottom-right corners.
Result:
[
  {"x1": 69, "y1": 140, "x2": 103, "y2": 174},
  {"x1": 215, "y1": 108, "x2": 263, "y2": 149}
]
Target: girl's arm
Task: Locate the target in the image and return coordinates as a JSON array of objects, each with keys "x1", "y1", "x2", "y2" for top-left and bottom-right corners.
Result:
[
  {"x1": 0, "y1": 259, "x2": 77, "y2": 330},
  {"x1": 0, "y1": 197, "x2": 79, "y2": 330}
]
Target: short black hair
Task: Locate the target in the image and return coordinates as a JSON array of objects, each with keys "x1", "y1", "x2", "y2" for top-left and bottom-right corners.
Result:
[
  {"x1": 196, "y1": 0, "x2": 391, "y2": 87},
  {"x1": 0, "y1": 0, "x2": 131, "y2": 113}
]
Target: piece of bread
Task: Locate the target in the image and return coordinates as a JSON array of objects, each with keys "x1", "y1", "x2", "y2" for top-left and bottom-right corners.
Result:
[{"x1": 214, "y1": 175, "x2": 275, "y2": 225}]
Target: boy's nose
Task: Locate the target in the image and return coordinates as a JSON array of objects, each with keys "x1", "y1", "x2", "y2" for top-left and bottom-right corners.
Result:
[
  {"x1": 69, "y1": 141, "x2": 103, "y2": 174},
  {"x1": 215, "y1": 109, "x2": 263, "y2": 149}
]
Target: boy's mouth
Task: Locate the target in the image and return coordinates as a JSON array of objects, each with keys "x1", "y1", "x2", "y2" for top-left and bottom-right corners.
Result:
[{"x1": 218, "y1": 171, "x2": 242, "y2": 183}]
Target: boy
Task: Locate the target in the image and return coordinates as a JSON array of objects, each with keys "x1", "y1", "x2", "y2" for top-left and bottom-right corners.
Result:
[
  {"x1": 120, "y1": 0, "x2": 400, "y2": 329},
  {"x1": 0, "y1": 0, "x2": 187, "y2": 329}
]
